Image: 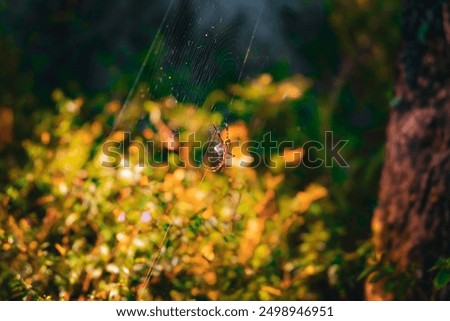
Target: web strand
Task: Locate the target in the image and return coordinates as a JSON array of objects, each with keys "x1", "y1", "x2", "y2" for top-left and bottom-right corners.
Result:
[
  {"x1": 112, "y1": 0, "x2": 175, "y2": 132},
  {"x1": 138, "y1": 223, "x2": 172, "y2": 300},
  {"x1": 229, "y1": 3, "x2": 264, "y2": 107}
]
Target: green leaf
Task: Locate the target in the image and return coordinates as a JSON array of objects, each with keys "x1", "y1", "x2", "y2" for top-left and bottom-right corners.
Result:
[
  {"x1": 417, "y1": 22, "x2": 429, "y2": 43},
  {"x1": 357, "y1": 265, "x2": 377, "y2": 281},
  {"x1": 433, "y1": 269, "x2": 450, "y2": 290},
  {"x1": 369, "y1": 272, "x2": 385, "y2": 284},
  {"x1": 188, "y1": 215, "x2": 204, "y2": 234},
  {"x1": 384, "y1": 278, "x2": 396, "y2": 293},
  {"x1": 431, "y1": 258, "x2": 450, "y2": 271}
]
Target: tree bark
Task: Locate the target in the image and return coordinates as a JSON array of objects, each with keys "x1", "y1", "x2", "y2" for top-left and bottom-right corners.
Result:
[{"x1": 366, "y1": 0, "x2": 450, "y2": 300}]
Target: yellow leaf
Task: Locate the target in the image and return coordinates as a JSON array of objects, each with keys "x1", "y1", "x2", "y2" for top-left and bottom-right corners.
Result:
[
  {"x1": 156, "y1": 120, "x2": 179, "y2": 150},
  {"x1": 55, "y1": 243, "x2": 67, "y2": 256},
  {"x1": 282, "y1": 147, "x2": 303, "y2": 166},
  {"x1": 207, "y1": 290, "x2": 220, "y2": 300},
  {"x1": 203, "y1": 271, "x2": 217, "y2": 285},
  {"x1": 238, "y1": 217, "x2": 265, "y2": 264},
  {"x1": 41, "y1": 132, "x2": 50, "y2": 145},
  {"x1": 264, "y1": 173, "x2": 284, "y2": 190},
  {"x1": 261, "y1": 285, "x2": 282, "y2": 297},
  {"x1": 268, "y1": 75, "x2": 312, "y2": 104},
  {"x1": 201, "y1": 243, "x2": 215, "y2": 261},
  {"x1": 105, "y1": 100, "x2": 121, "y2": 114},
  {"x1": 291, "y1": 184, "x2": 328, "y2": 213}
]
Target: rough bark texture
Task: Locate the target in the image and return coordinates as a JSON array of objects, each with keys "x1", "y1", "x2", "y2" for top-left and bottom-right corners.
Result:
[{"x1": 366, "y1": 0, "x2": 450, "y2": 300}]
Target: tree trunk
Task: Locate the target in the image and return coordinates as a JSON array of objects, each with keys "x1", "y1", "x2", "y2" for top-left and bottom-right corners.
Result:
[{"x1": 366, "y1": 0, "x2": 450, "y2": 300}]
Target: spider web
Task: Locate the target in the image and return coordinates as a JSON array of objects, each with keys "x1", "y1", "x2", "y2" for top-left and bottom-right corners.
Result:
[
  {"x1": 109, "y1": 0, "x2": 300, "y2": 300},
  {"x1": 112, "y1": 0, "x2": 271, "y2": 134}
]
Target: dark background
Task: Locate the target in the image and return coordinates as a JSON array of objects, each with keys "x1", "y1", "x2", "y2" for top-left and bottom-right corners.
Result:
[{"x1": 0, "y1": 0, "x2": 403, "y2": 300}]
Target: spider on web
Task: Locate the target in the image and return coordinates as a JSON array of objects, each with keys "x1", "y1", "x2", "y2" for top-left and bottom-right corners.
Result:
[{"x1": 203, "y1": 123, "x2": 235, "y2": 172}]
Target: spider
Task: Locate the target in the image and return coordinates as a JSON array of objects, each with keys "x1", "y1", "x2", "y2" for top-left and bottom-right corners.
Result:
[{"x1": 204, "y1": 123, "x2": 235, "y2": 172}]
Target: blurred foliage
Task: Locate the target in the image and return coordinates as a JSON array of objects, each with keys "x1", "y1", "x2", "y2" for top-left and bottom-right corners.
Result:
[
  {"x1": 432, "y1": 259, "x2": 450, "y2": 291},
  {"x1": 1, "y1": 77, "x2": 348, "y2": 300},
  {"x1": 2, "y1": 0, "x2": 443, "y2": 301}
]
